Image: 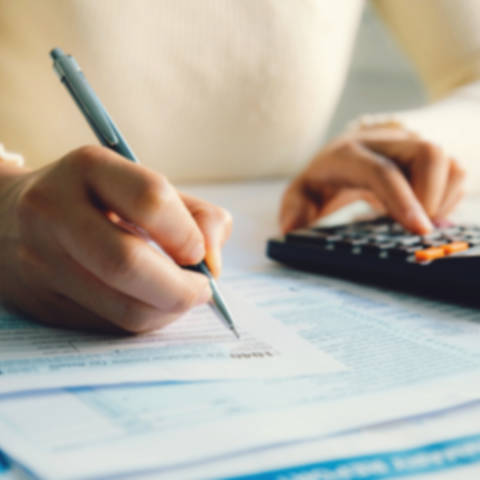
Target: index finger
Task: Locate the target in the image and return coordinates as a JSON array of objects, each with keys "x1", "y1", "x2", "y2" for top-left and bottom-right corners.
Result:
[
  {"x1": 180, "y1": 193, "x2": 233, "y2": 278},
  {"x1": 74, "y1": 146, "x2": 206, "y2": 266},
  {"x1": 55, "y1": 203, "x2": 211, "y2": 315},
  {"x1": 362, "y1": 139, "x2": 451, "y2": 218}
]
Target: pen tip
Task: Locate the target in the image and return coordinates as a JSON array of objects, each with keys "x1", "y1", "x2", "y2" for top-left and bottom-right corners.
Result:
[{"x1": 232, "y1": 327, "x2": 240, "y2": 339}]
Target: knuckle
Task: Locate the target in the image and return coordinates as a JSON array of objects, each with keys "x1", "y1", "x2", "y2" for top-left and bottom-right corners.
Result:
[
  {"x1": 101, "y1": 239, "x2": 141, "y2": 286},
  {"x1": 65, "y1": 145, "x2": 106, "y2": 172},
  {"x1": 17, "y1": 183, "x2": 56, "y2": 223},
  {"x1": 370, "y1": 157, "x2": 398, "y2": 181},
  {"x1": 219, "y1": 208, "x2": 233, "y2": 237},
  {"x1": 217, "y1": 207, "x2": 233, "y2": 228},
  {"x1": 451, "y1": 161, "x2": 467, "y2": 180},
  {"x1": 205, "y1": 204, "x2": 233, "y2": 228},
  {"x1": 418, "y1": 142, "x2": 444, "y2": 166},
  {"x1": 336, "y1": 140, "x2": 360, "y2": 158},
  {"x1": 133, "y1": 172, "x2": 172, "y2": 218}
]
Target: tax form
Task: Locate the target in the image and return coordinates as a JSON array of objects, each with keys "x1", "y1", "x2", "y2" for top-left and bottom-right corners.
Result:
[
  {"x1": 4, "y1": 402, "x2": 480, "y2": 480},
  {"x1": 4, "y1": 267, "x2": 480, "y2": 480},
  {"x1": 0, "y1": 285, "x2": 343, "y2": 395}
]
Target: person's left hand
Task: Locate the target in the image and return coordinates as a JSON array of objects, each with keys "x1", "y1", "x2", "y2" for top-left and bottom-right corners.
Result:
[{"x1": 280, "y1": 127, "x2": 466, "y2": 234}]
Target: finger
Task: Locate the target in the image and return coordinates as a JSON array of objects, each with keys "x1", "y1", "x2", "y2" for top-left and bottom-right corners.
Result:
[
  {"x1": 280, "y1": 181, "x2": 386, "y2": 233},
  {"x1": 280, "y1": 178, "x2": 320, "y2": 233},
  {"x1": 435, "y1": 160, "x2": 466, "y2": 220},
  {"x1": 180, "y1": 193, "x2": 233, "y2": 278},
  {"x1": 312, "y1": 189, "x2": 386, "y2": 219},
  {"x1": 29, "y1": 248, "x2": 181, "y2": 333},
  {"x1": 2, "y1": 265, "x2": 119, "y2": 333},
  {"x1": 288, "y1": 143, "x2": 432, "y2": 234},
  {"x1": 53, "y1": 202, "x2": 212, "y2": 314},
  {"x1": 362, "y1": 139, "x2": 451, "y2": 217},
  {"x1": 72, "y1": 147, "x2": 205, "y2": 265},
  {"x1": 6, "y1": 290, "x2": 122, "y2": 333},
  {"x1": 17, "y1": 210, "x2": 211, "y2": 332},
  {"x1": 355, "y1": 145, "x2": 432, "y2": 233}
]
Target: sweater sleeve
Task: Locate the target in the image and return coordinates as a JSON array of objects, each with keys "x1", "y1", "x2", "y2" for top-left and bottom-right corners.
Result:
[
  {"x1": 356, "y1": 0, "x2": 480, "y2": 195},
  {"x1": 372, "y1": 0, "x2": 480, "y2": 100},
  {"x1": 0, "y1": 144, "x2": 24, "y2": 167}
]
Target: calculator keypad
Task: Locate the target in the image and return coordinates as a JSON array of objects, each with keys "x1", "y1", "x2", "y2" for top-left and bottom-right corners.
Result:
[{"x1": 286, "y1": 218, "x2": 477, "y2": 262}]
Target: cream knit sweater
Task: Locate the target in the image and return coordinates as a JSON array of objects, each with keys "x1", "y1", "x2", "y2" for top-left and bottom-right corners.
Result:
[{"x1": 1, "y1": 0, "x2": 480, "y2": 188}]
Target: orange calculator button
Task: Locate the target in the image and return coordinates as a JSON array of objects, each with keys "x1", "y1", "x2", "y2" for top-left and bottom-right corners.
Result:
[
  {"x1": 415, "y1": 247, "x2": 445, "y2": 262},
  {"x1": 442, "y1": 241, "x2": 469, "y2": 255}
]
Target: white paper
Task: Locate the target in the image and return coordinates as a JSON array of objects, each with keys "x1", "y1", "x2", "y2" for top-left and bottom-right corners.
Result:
[
  {"x1": 0, "y1": 285, "x2": 343, "y2": 395},
  {"x1": 4, "y1": 268, "x2": 480, "y2": 479},
  {"x1": 4, "y1": 402, "x2": 480, "y2": 480},
  {"x1": 140, "y1": 400, "x2": 480, "y2": 480}
]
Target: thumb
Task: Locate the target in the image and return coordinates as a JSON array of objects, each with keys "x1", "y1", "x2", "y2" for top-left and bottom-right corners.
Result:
[{"x1": 280, "y1": 182, "x2": 319, "y2": 233}]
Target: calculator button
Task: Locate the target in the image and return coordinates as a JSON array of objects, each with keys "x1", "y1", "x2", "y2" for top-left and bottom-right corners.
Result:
[
  {"x1": 367, "y1": 224, "x2": 391, "y2": 234},
  {"x1": 442, "y1": 235, "x2": 466, "y2": 243},
  {"x1": 468, "y1": 238, "x2": 480, "y2": 247},
  {"x1": 442, "y1": 241, "x2": 469, "y2": 254},
  {"x1": 421, "y1": 240, "x2": 446, "y2": 248},
  {"x1": 421, "y1": 232, "x2": 443, "y2": 241},
  {"x1": 362, "y1": 242, "x2": 396, "y2": 254},
  {"x1": 341, "y1": 233, "x2": 363, "y2": 240},
  {"x1": 366, "y1": 234, "x2": 391, "y2": 243},
  {"x1": 462, "y1": 226, "x2": 480, "y2": 232},
  {"x1": 390, "y1": 223, "x2": 407, "y2": 234},
  {"x1": 389, "y1": 245, "x2": 423, "y2": 258},
  {"x1": 311, "y1": 226, "x2": 338, "y2": 234},
  {"x1": 438, "y1": 227, "x2": 462, "y2": 236},
  {"x1": 463, "y1": 233, "x2": 480, "y2": 241},
  {"x1": 335, "y1": 238, "x2": 369, "y2": 250},
  {"x1": 415, "y1": 247, "x2": 445, "y2": 262},
  {"x1": 286, "y1": 230, "x2": 341, "y2": 245},
  {"x1": 392, "y1": 236, "x2": 421, "y2": 246}
]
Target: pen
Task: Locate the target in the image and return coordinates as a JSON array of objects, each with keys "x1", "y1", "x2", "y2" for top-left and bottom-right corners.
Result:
[{"x1": 49, "y1": 47, "x2": 239, "y2": 339}]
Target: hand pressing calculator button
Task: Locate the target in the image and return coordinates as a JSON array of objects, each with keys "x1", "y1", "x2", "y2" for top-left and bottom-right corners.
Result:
[{"x1": 268, "y1": 218, "x2": 480, "y2": 304}]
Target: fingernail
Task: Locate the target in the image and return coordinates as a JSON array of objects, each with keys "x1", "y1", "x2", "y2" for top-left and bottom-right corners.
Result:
[
  {"x1": 189, "y1": 243, "x2": 206, "y2": 264},
  {"x1": 196, "y1": 284, "x2": 212, "y2": 306},
  {"x1": 206, "y1": 250, "x2": 222, "y2": 279}
]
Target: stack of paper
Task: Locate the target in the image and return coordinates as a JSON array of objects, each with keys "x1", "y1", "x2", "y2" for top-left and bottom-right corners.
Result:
[
  {"x1": 3, "y1": 266, "x2": 480, "y2": 479},
  {"x1": 0, "y1": 285, "x2": 341, "y2": 394}
]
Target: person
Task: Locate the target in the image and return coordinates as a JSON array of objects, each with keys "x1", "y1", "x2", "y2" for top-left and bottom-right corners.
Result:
[{"x1": 0, "y1": 0, "x2": 477, "y2": 333}]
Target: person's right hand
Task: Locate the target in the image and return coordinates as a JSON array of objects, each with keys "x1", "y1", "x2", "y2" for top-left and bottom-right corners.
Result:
[{"x1": 0, "y1": 146, "x2": 232, "y2": 333}]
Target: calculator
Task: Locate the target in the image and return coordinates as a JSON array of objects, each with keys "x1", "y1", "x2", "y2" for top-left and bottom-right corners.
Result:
[{"x1": 267, "y1": 218, "x2": 480, "y2": 304}]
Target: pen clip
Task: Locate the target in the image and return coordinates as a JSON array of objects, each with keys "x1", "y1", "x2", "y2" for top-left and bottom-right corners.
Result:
[{"x1": 52, "y1": 50, "x2": 119, "y2": 147}]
